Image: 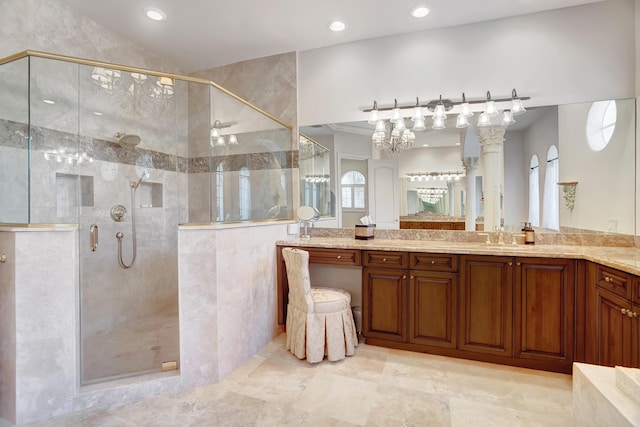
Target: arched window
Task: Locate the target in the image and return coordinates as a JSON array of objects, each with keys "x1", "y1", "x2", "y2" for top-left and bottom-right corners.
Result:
[
  {"x1": 586, "y1": 100, "x2": 617, "y2": 152},
  {"x1": 542, "y1": 146, "x2": 559, "y2": 230},
  {"x1": 528, "y1": 155, "x2": 540, "y2": 227},
  {"x1": 341, "y1": 170, "x2": 366, "y2": 210},
  {"x1": 239, "y1": 167, "x2": 251, "y2": 220}
]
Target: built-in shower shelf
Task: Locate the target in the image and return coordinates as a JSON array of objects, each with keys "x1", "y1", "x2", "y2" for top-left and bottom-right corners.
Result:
[
  {"x1": 56, "y1": 173, "x2": 94, "y2": 207},
  {"x1": 138, "y1": 182, "x2": 163, "y2": 208}
]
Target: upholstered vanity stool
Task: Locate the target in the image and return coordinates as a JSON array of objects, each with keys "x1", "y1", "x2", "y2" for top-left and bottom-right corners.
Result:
[{"x1": 281, "y1": 247, "x2": 358, "y2": 363}]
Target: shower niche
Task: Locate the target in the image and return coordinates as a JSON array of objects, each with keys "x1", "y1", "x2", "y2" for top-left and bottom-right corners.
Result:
[{"x1": 137, "y1": 181, "x2": 163, "y2": 208}]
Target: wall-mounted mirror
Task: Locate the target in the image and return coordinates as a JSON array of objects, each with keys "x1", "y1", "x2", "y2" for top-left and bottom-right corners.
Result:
[
  {"x1": 300, "y1": 97, "x2": 636, "y2": 235},
  {"x1": 299, "y1": 133, "x2": 333, "y2": 217}
]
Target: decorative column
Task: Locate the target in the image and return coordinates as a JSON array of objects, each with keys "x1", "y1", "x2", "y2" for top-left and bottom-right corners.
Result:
[
  {"x1": 477, "y1": 126, "x2": 506, "y2": 232},
  {"x1": 462, "y1": 157, "x2": 479, "y2": 231},
  {"x1": 447, "y1": 180, "x2": 455, "y2": 216}
]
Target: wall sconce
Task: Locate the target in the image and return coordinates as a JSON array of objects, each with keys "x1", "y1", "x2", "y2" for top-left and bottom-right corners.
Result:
[
  {"x1": 557, "y1": 181, "x2": 578, "y2": 210},
  {"x1": 210, "y1": 120, "x2": 237, "y2": 146}
]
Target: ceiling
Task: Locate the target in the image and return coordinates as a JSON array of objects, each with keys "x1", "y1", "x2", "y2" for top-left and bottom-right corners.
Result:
[{"x1": 58, "y1": 0, "x2": 603, "y2": 73}]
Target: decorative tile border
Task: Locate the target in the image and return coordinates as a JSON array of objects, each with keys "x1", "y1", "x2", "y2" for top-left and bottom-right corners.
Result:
[{"x1": 0, "y1": 119, "x2": 296, "y2": 174}]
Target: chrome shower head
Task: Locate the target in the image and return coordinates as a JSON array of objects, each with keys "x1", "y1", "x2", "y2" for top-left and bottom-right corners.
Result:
[{"x1": 114, "y1": 132, "x2": 141, "y2": 147}]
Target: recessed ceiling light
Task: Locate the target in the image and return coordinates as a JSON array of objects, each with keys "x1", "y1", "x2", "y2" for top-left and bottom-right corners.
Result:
[
  {"x1": 93, "y1": 111, "x2": 104, "y2": 116},
  {"x1": 422, "y1": 144, "x2": 429, "y2": 147},
  {"x1": 455, "y1": 142, "x2": 461, "y2": 146},
  {"x1": 410, "y1": 5, "x2": 430, "y2": 18},
  {"x1": 43, "y1": 99, "x2": 55, "y2": 105},
  {"x1": 328, "y1": 21, "x2": 346, "y2": 32},
  {"x1": 143, "y1": 7, "x2": 167, "y2": 21}
]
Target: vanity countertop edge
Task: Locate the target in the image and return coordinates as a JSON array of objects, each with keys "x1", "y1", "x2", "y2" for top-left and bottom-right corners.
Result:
[{"x1": 276, "y1": 237, "x2": 640, "y2": 276}]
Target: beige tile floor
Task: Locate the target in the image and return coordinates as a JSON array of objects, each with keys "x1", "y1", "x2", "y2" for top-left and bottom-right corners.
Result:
[{"x1": 19, "y1": 334, "x2": 573, "y2": 426}]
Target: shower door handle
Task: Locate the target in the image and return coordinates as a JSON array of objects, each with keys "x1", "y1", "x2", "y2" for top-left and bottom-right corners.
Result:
[{"x1": 90, "y1": 224, "x2": 98, "y2": 252}]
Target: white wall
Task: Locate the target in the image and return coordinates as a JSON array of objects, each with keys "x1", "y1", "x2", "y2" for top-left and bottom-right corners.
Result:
[
  {"x1": 298, "y1": 0, "x2": 635, "y2": 126},
  {"x1": 503, "y1": 131, "x2": 527, "y2": 228},
  {"x1": 559, "y1": 99, "x2": 636, "y2": 233},
  {"x1": 523, "y1": 107, "x2": 559, "y2": 227}
]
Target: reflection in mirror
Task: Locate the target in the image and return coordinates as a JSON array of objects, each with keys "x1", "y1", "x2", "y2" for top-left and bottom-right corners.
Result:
[
  {"x1": 300, "y1": 97, "x2": 636, "y2": 235},
  {"x1": 299, "y1": 134, "x2": 333, "y2": 217}
]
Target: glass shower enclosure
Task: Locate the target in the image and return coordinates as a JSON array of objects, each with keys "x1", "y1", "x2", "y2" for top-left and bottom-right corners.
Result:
[{"x1": 0, "y1": 51, "x2": 294, "y2": 385}]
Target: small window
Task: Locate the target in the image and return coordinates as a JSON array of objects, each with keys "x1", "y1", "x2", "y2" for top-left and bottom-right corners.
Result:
[
  {"x1": 341, "y1": 170, "x2": 366, "y2": 210},
  {"x1": 586, "y1": 100, "x2": 616, "y2": 152}
]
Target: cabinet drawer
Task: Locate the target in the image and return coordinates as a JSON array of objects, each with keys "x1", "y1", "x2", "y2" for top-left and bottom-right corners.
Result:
[
  {"x1": 363, "y1": 251, "x2": 409, "y2": 269},
  {"x1": 410, "y1": 253, "x2": 459, "y2": 272},
  {"x1": 596, "y1": 264, "x2": 632, "y2": 300},
  {"x1": 304, "y1": 247, "x2": 361, "y2": 266}
]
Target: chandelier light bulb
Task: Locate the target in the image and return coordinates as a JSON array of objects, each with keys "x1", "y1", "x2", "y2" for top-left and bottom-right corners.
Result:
[
  {"x1": 485, "y1": 100, "x2": 499, "y2": 117},
  {"x1": 367, "y1": 101, "x2": 379, "y2": 124},
  {"x1": 375, "y1": 119, "x2": 386, "y2": 133},
  {"x1": 511, "y1": 99, "x2": 526, "y2": 115},
  {"x1": 432, "y1": 115, "x2": 445, "y2": 130},
  {"x1": 228, "y1": 134, "x2": 238, "y2": 145},
  {"x1": 216, "y1": 136, "x2": 225, "y2": 146},
  {"x1": 412, "y1": 116, "x2": 426, "y2": 131},
  {"x1": 477, "y1": 112, "x2": 491, "y2": 127},
  {"x1": 390, "y1": 99, "x2": 402, "y2": 123},
  {"x1": 211, "y1": 128, "x2": 219, "y2": 138},
  {"x1": 501, "y1": 110, "x2": 516, "y2": 126},
  {"x1": 395, "y1": 118, "x2": 406, "y2": 131},
  {"x1": 455, "y1": 113, "x2": 470, "y2": 129}
]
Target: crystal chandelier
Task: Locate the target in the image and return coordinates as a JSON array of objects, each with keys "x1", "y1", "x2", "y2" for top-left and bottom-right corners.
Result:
[
  {"x1": 371, "y1": 101, "x2": 416, "y2": 156},
  {"x1": 91, "y1": 67, "x2": 175, "y2": 109},
  {"x1": 365, "y1": 89, "x2": 529, "y2": 154}
]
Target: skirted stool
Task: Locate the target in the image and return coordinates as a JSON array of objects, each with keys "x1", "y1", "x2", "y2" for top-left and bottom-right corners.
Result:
[{"x1": 281, "y1": 247, "x2": 358, "y2": 363}]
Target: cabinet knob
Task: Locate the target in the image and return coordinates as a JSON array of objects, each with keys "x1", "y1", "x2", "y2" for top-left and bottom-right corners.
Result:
[
  {"x1": 431, "y1": 260, "x2": 436, "y2": 265},
  {"x1": 508, "y1": 262, "x2": 513, "y2": 266},
  {"x1": 516, "y1": 262, "x2": 522, "y2": 266},
  {"x1": 402, "y1": 275, "x2": 407, "y2": 279},
  {"x1": 382, "y1": 258, "x2": 387, "y2": 262},
  {"x1": 336, "y1": 255, "x2": 342, "y2": 259},
  {"x1": 604, "y1": 276, "x2": 612, "y2": 283},
  {"x1": 622, "y1": 308, "x2": 629, "y2": 316},
  {"x1": 410, "y1": 275, "x2": 414, "y2": 280}
]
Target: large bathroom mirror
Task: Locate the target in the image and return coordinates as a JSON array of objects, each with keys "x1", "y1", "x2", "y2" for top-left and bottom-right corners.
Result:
[
  {"x1": 300, "y1": 97, "x2": 636, "y2": 235},
  {"x1": 299, "y1": 133, "x2": 334, "y2": 217}
]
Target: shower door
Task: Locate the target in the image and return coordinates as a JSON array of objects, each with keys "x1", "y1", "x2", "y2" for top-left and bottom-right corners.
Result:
[{"x1": 72, "y1": 62, "x2": 183, "y2": 384}]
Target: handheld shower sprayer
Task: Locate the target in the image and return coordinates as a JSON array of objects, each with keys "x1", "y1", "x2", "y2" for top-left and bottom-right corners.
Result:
[{"x1": 131, "y1": 169, "x2": 150, "y2": 189}]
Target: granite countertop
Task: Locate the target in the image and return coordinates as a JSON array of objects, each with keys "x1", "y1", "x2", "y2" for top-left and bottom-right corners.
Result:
[{"x1": 277, "y1": 237, "x2": 640, "y2": 276}]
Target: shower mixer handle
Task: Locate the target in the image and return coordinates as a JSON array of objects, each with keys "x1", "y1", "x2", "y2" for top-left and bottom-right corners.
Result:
[
  {"x1": 110, "y1": 205, "x2": 127, "y2": 222},
  {"x1": 116, "y1": 231, "x2": 124, "y2": 240}
]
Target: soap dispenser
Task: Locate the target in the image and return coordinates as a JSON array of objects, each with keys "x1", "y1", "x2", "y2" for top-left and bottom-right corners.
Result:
[{"x1": 522, "y1": 222, "x2": 535, "y2": 245}]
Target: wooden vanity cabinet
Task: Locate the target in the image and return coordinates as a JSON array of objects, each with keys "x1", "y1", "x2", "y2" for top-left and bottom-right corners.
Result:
[
  {"x1": 586, "y1": 262, "x2": 640, "y2": 367},
  {"x1": 514, "y1": 258, "x2": 575, "y2": 369},
  {"x1": 459, "y1": 255, "x2": 514, "y2": 358},
  {"x1": 460, "y1": 255, "x2": 575, "y2": 370},
  {"x1": 363, "y1": 251, "x2": 459, "y2": 348},
  {"x1": 362, "y1": 251, "x2": 409, "y2": 342}
]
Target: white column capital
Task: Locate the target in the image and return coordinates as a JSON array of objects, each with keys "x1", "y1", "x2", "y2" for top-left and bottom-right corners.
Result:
[
  {"x1": 476, "y1": 126, "x2": 506, "y2": 152},
  {"x1": 462, "y1": 157, "x2": 479, "y2": 173}
]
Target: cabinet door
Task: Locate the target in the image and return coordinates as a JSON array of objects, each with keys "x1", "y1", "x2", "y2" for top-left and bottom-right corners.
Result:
[
  {"x1": 515, "y1": 258, "x2": 575, "y2": 365},
  {"x1": 363, "y1": 268, "x2": 408, "y2": 342},
  {"x1": 595, "y1": 289, "x2": 632, "y2": 367},
  {"x1": 409, "y1": 271, "x2": 457, "y2": 349},
  {"x1": 459, "y1": 256, "x2": 513, "y2": 357}
]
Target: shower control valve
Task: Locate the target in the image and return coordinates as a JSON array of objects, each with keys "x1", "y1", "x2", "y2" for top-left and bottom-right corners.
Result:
[{"x1": 110, "y1": 204, "x2": 128, "y2": 222}]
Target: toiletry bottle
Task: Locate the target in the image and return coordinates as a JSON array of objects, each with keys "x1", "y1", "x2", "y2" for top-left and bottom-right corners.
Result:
[{"x1": 522, "y1": 222, "x2": 535, "y2": 245}]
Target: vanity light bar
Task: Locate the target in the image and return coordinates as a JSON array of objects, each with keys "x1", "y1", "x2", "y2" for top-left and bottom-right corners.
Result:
[
  {"x1": 363, "y1": 89, "x2": 530, "y2": 113},
  {"x1": 407, "y1": 171, "x2": 465, "y2": 181}
]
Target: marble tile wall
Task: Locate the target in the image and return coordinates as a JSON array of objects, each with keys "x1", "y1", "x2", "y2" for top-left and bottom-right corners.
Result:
[
  {"x1": 0, "y1": 232, "x2": 16, "y2": 424},
  {"x1": 12, "y1": 230, "x2": 77, "y2": 424},
  {"x1": 178, "y1": 223, "x2": 288, "y2": 383},
  {"x1": 0, "y1": 0, "x2": 182, "y2": 74}
]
